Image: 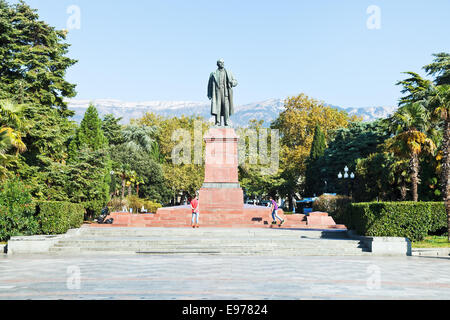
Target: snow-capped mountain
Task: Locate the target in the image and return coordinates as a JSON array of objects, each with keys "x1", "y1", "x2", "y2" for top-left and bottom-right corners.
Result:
[
  {"x1": 335, "y1": 105, "x2": 398, "y2": 122},
  {"x1": 66, "y1": 98, "x2": 397, "y2": 127}
]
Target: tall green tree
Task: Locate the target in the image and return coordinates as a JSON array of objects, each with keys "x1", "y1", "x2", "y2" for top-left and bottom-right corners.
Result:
[
  {"x1": 271, "y1": 93, "x2": 358, "y2": 207},
  {"x1": 121, "y1": 124, "x2": 156, "y2": 154},
  {"x1": 424, "y1": 53, "x2": 450, "y2": 86},
  {"x1": 0, "y1": 0, "x2": 77, "y2": 114},
  {"x1": 68, "y1": 105, "x2": 110, "y2": 218},
  {"x1": 425, "y1": 85, "x2": 450, "y2": 239},
  {"x1": 68, "y1": 105, "x2": 107, "y2": 159},
  {"x1": 101, "y1": 114, "x2": 124, "y2": 146},
  {"x1": 238, "y1": 120, "x2": 284, "y2": 201},
  {"x1": 398, "y1": 53, "x2": 450, "y2": 239},
  {"x1": 135, "y1": 113, "x2": 209, "y2": 204},
  {"x1": 385, "y1": 102, "x2": 436, "y2": 201},
  {"x1": 304, "y1": 125, "x2": 327, "y2": 196},
  {"x1": 66, "y1": 148, "x2": 111, "y2": 217},
  {"x1": 309, "y1": 124, "x2": 326, "y2": 161},
  {"x1": 312, "y1": 121, "x2": 390, "y2": 197},
  {"x1": 0, "y1": 1, "x2": 79, "y2": 200},
  {"x1": 423, "y1": 53, "x2": 450, "y2": 240}
]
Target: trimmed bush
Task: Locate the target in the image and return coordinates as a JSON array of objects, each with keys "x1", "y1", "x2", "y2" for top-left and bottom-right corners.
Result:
[
  {"x1": 0, "y1": 179, "x2": 39, "y2": 241},
  {"x1": 35, "y1": 201, "x2": 85, "y2": 235},
  {"x1": 346, "y1": 202, "x2": 446, "y2": 241},
  {"x1": 312, "y1": 195, "x2": 352, "y2": 224}
]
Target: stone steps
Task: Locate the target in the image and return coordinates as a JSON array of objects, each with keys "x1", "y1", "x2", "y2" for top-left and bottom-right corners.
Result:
[
  {"x1": 48, "y1": 247, "x2": 370, "y2": 256},
  {"x1": 48, "y1": 227, "x2": 370, "y2": 256},
  {"x1": 96, "y1": 209, "x2": 346, "y2": 230},
  {"x1": 53, "y1": 240, "x2": 366, "y2": 248},
  {"x1": 77, "y1": 227, "x2": 349, "y2": 238}
]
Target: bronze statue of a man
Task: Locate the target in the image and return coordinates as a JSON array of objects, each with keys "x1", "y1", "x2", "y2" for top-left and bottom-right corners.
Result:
[{"x1": 207, "y1": 59, "x2": 238, "y2": 126}]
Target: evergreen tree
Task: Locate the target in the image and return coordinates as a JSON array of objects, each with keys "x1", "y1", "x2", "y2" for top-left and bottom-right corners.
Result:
[
  {"x1": 110, "y1": 144, "x2": 170, "y2": 203},
  {"x1": 69, "y1": 105, "x2": 107, "y2": 159},
  {"x1": 68, "y1": 105, "x2": 110, "y2": 219},
  {"x1": 0, "y1": 0, "x2": 77, "y2": 115},
  {"x1": 102, "y1": 114, "x2": 124, "y2": 146},
  {"x1": 309, "y1": 125, "x2": 326, "y2": 161},
  {"x1": 0, "y1": 1, "x2": 79, "y2": 200},
  {"x1": 316, "y1": 121, "x2": 390, "y2": 196},
  {"x1": 304, "y1": 125, "x2": 327, "y2": 196}
]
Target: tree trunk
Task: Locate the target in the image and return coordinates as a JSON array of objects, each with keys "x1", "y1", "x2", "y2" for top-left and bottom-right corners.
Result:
[
  {"x1": 121, "y1": 178, "x2": 126, "y2": 199},
  {"x1": 410, "y1": 153, "x2": 419, "y2": 202},
  {"x1": 400, "y1": 184, "x2": 407, "y2": 201},
  {"x1": 442, "y1": 119, "x2": 450, "y2": 242}
]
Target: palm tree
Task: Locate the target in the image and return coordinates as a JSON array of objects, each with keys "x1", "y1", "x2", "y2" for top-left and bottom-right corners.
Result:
[
  {"x1": 397, "y1": 53, "x2": 450, "y2": 240},
  {"x1": 122, "y1": 125, "x2": 156, "y2": 154},
  {"x1": 0, "y1": 100, "x2": 27, "y2": 180},
  {"x1": 126, "y1": 170, "x2": 137, "y2": 196},
  {"x1": 385, "y1": 102, "x2": 436, "y2": 201},
  {"x1": 425, "y1": 85, "x2": 450, "y2": 240},
  {"x1": 423, "y1": 53, "x2": 450, "y2": 241},
  {"x1": 135, "y1": 176, "x2": 145, "y2": 196}
]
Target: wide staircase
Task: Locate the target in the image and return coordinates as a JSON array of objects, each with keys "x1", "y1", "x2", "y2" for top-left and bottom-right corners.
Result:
[
  {"x1": 48, "y1": 227, "x2": 371, "y2": 256},
  {"x1": 98, "y1": 207, "x2": 346, "y2": 230}
]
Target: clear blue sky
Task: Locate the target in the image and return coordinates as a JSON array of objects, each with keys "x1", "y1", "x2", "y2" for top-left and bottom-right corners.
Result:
[{"x1": 8, "y1": 0, "x2": 450, "y2": 107}]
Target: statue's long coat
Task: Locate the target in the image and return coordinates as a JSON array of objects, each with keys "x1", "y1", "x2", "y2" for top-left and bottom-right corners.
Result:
[{"x1": 207, "y1": 69, "x2": 238, "y2": 117}]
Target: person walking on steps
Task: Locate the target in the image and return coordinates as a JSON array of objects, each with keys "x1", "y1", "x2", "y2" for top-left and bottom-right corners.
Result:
[
  {"x1": 269, "y1": 196, "x2": 284, "y2": 227},
  {"x1": 191, "y1": 193, "x2": 200, "y2": 228}
]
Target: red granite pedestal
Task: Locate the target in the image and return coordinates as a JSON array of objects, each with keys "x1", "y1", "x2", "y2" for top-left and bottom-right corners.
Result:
[
  {"x1": 199, "y1": 127, "x2": 243, "y2": 212},
  {"x1": 94, "y1": 127, "x2": 345, "y2": 229}
]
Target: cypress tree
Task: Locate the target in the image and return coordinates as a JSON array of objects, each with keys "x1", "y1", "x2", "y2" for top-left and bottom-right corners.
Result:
[
  {"x1": 304, "y1": 125, "x2": 327, "y2": 196},
  {"x1": 68, "y1": 105, "x2": 110, "y2": 219},
  {"x1": 69, "y1": 104, "x2": 107, "y2": 159},
  {"x1": 310, "y1": 125, "x2": 326, "y2": 161}
]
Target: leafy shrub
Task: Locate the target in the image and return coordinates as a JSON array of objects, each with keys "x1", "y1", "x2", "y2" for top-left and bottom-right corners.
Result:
[
  {"x1": 125, "y1": 196, "x2": 162, "y2": 213},
  {"x1": 313, "y1": 195, "x2": 352, "y2": 224},
  {"x1": 127, "y1": 195, "x2": 143, "y2": 213},
  {"x1": 108, "y1": 197, "x2": 128, "y2": 212},
  {"x1": 83, "y1": 200, "x2": 105, "y2": 221},
  {"x1": 0, "y1": 178, "x2": 39, "y2": 241},
  {"x1": 144, "y1": 200, "x2": 162, "y2": 213},
  {"x1": 35, "y1": 201, "x2": 85, "y2": 235},
  {"x1": 345, "y1": 202, "x2": 445, "y2": 241}
]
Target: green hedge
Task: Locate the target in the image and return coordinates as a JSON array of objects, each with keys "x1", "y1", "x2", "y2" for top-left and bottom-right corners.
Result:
[
  {"x1": 346, "y1": 202, "x2": 446, "y2": 241},
  {"x1": 0, "y1": 179, "x2": 39, "y2": 242},
  {"x1": 35, "y1": 201, "x2": 85, "y2": 235}
]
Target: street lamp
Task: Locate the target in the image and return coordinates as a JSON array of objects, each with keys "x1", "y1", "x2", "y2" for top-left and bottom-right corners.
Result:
[{"x1": 338, "y1": 166, "x2": 355, "y2": 196}]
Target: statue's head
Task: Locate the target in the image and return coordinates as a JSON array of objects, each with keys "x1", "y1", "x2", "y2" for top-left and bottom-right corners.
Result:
[{"x1": 217, "y1": 59, "x2": 225, "y2": 69}]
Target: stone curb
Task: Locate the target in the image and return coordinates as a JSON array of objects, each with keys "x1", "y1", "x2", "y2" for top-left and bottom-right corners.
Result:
[
  {"x1": 347, "y1": 230, "x2": 412, "y2": 256},
  {"x1": 6, "y1": 228, "x2": 82, "y2": 255},
  {"x1": 412, "y1": 248, "x2": 450, "y2": 257}
]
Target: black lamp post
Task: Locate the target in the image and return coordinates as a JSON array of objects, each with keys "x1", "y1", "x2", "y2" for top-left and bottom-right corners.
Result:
[{"x1": 338, "y1": 166, "x2": 355, "y2": 196}]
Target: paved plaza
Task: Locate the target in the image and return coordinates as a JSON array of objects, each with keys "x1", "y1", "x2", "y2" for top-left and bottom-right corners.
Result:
[{"x1": 0, "y1": 253, "x2": 449, "y2": 300}]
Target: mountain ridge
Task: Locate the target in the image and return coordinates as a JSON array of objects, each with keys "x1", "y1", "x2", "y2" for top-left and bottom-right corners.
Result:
[{"x1": 67, "y1": 98, "x2": 397, "y2": 127}]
